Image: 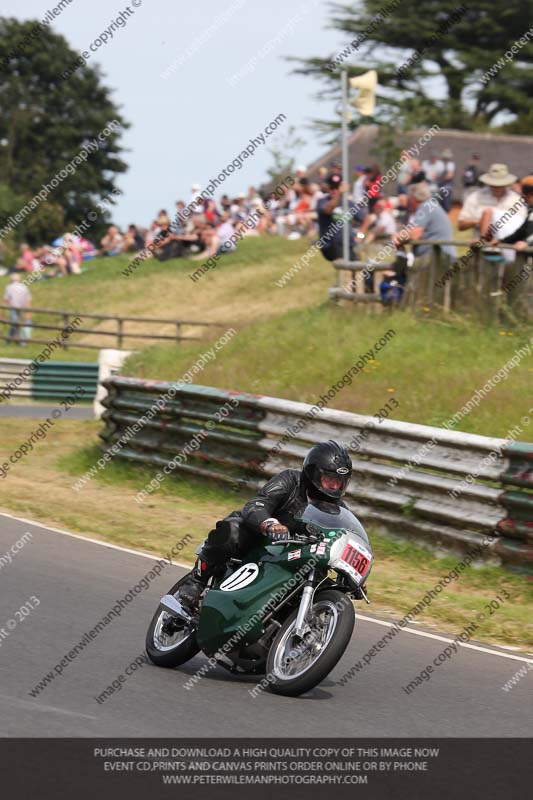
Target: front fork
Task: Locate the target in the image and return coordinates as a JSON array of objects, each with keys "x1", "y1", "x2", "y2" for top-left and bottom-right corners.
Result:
[{"x1": 294, "y1": 569, "x2": 315, "y2": 638}]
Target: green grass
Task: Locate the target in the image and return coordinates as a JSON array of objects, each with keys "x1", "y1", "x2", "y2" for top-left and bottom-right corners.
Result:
[{"x1": 125, "y1": 305, "x2": 533, "y2": 439}]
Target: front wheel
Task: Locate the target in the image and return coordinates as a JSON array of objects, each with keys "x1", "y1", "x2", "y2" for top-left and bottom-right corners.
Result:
[
  {"x1": 266, "y1": 589, "x2": 355, "y2": 697},
  {"x1": 145, "y1": 574, "x2": 200, "y2": 668}
]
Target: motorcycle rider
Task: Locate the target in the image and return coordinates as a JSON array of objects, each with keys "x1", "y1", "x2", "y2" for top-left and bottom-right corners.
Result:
[{"x1": 179, "y1": 440, "x2": 356, "y2": 608}]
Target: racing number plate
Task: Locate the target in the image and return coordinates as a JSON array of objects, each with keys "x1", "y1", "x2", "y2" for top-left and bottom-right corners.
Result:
[{"x1": 339, "y1": 540, "x2": 372, "y2": 584}]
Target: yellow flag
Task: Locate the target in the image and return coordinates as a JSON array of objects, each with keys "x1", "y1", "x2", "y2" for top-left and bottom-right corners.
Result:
[{"x1": 349, "y1": 70, "x2": 377, "y2": 116}]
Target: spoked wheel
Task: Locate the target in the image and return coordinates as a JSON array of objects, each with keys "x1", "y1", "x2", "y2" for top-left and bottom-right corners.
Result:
[
  {"x1": 145, "y1": 574, "x2": 200, "y2": 668},
  {"x1": 266, "y1": 590, "x2": 355, "y2": 696}
]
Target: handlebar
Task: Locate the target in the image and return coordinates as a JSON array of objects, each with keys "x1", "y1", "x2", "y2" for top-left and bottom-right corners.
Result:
[{"x1": 270, "y1": 534, "x2": 322, "y2": 546}]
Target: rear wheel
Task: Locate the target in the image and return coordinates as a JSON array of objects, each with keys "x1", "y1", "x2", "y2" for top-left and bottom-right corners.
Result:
[
  {"x1": 145, "y1": 574, "x2": 200, "y2": 668},
  {"x1": 266, "y1": 590, "x2": 355, "y2": 696}
]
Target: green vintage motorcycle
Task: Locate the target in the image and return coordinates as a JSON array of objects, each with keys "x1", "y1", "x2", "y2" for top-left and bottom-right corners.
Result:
[{"x1": 145, "y1": 502, "x2": 373, "y2": 696}]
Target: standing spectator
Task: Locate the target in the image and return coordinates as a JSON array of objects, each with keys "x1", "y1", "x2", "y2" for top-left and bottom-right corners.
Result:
[
  {"x1": 4, "y1": 274, "x2": 31, "y2": 345},
  {"x1": 436, "y1": 148, "x2": 455, "y2": 213},
  {"x1": 365, "y1": 164, "x2": 383, "y2": 211},
  {"x1": 352, "y1": 165, "x2": 369, "y2": 223},
  {"x1": 462, "y1": 153, "x2": 481, "y2": 196},
  {"x1": 458, "y1": 164, "x2": 521, "y2": 236},
  {"x1": 316, "y1": 174, "x2": 356, "y2": 262},
  {"x1": 421, "y1": 153, "x2": 444, "y2": 194}
]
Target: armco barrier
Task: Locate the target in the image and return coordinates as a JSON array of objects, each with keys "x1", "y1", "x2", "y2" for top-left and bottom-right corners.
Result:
[
  {"x1": 100, "y1": 377, "x2": 533, "y2": 574},
  {"x1": 32, "y1": 361, "x2": 98, "y2": 400},
  {"x1": 0, "y1": 357, "x2": 98, "y2": 401}
]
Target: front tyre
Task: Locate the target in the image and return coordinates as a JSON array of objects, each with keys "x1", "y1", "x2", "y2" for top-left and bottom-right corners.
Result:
[
  {"x1": 145, "y1": 574, "x2": 200, "y2": 668},
  {"x1": 266, "y1": 589, "x2": 355, "y2": 697}
]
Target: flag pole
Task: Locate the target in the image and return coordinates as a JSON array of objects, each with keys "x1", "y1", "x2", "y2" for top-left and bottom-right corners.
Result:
[{"x1": 341, "y1": 69, "x2": 349, "y2": 261}]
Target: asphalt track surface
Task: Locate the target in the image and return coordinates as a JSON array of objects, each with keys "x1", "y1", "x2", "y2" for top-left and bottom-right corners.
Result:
[
  {"x1": 0, "y1": 404, "x2": 94, "y2": 419},
  {"x1": 0, "y1": 513, "x2": 532, "y2": 737}
]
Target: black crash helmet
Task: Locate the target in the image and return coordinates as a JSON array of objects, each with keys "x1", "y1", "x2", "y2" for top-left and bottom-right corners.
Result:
[{"x1": 302, "y1": 440, "x2": 352, "y2": 500}]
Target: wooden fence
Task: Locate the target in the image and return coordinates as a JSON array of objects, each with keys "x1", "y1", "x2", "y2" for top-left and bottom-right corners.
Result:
[
  {"x1": 0, "y1": 305, "x2": 226, "y2": 350},
  {"x1": 331, "y1": 242, "x2": 533, "y2": 322}
]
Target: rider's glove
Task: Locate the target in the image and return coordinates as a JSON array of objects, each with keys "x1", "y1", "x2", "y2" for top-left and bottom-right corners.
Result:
[{"x1": 261, "y1": 518, "x2": 290, "y2": 542}]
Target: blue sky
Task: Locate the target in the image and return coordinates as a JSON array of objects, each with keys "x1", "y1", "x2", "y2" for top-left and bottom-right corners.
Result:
[{"x1": 6, "y1": 0, "x2": 342, "y2": 227}]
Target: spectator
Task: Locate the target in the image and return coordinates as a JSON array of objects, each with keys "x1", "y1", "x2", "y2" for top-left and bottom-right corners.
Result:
[
  {"x1": 458, "y1": 164, "x2": 522, "y2": 236},
  {"x1": 501, "y1": 175, "x2": 533, "y2": 250},
  {"x1": 156, "y1": 209, "x2": 171, "y2": 228},
  {"x1": 359, "y1": 199, "x2": 397, "y2": 244},
  {"x1": 365, "y1": 164, "x2": 383, "y2": 211},
  {"x1": 123, "y1": 225, "x2": 145, "y2": 252},
  {"x1": 462, "y1": 153, "x2": 481, "y2": 195},
  {"x1": 4, "y1": 274, "x2": 31, "y2": 345},
  {"x1": 189, "y1": 184, "x2": 204, "y2": 215},
  {"x1": 379, "y1": 270, "x2": 404, "y2": 306},
  {"x1": 100, "y1": 225, "x2": 124, "y2": 256},
  {"x1": 63, "y1": 233, "x2": 82, "y2": 274},
  {"x1": 393, "y1": 181, "x2": 456, "y2": 261},
  {"x1": 15, "y1": 243, "x2": 36, "y2": 273},
  {"x1": 436, "y1": 148, "x2": 455, "y2": 213},
  {"x1": 220, "y1": 194, "x2": 231, "y2": 213},
  {"x1": 479, "y1": 175, "x2": 532, "y2": 250},
  {"x1": 421, "y1": 153, "x2": 444, "y2": 194},
  {"x1": 216, "y1": 212, "x2": 237, "y2": 253},
  {"x1": 316, "y1": 174, "x2": 356, "y2": 262}
]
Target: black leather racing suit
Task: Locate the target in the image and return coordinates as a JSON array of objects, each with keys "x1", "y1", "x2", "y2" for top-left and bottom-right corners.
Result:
[{"x1": 200, "y1": 469, "x2": 347, "y2": 569}]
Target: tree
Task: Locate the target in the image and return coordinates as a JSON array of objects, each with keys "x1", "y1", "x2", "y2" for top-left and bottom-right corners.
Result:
[
  {"x1": 290, "y1": 0, "x2": 533, "y2": 133},
  {"x1": 265, "y1": 125, "x2": 306, "y2": 186},
  {"x1": 0, "y1": 17, "x2": 128, "y2": 239}
]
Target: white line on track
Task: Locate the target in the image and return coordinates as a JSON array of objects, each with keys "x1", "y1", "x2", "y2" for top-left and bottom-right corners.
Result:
[
  {"x1": 2, "y1": 510, "x2": 533, "y2": 667},
  {"x1": 356, "y1": 614, "x2": 533, "y2": 665},
  {"x1": 0, "y1": 693, "x2": 97, "y2": 720}
]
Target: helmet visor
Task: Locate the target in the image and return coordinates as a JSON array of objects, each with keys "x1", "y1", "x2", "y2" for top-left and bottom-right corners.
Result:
[{"x1": 317, "y1": 469, "x2": 350, "y2": 498}]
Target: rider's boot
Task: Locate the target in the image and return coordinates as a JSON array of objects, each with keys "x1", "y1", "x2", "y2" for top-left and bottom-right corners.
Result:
[{"x1": 178, "y1": 557, "x2": 213, "y2": 609}]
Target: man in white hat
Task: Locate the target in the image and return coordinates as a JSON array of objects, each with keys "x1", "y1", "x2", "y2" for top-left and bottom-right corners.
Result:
[{"x1": 458, "y1": 164, "x2": 522, "y2": 235}]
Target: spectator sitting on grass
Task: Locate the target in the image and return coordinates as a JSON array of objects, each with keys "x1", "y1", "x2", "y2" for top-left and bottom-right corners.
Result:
[
  {"x1": 63, "y1": 233, "x2": 82, "y2": 274},
  {"x1": 14, "y1": 243, "x2": 36, "y2": 273},
  {"x1": 216, "y1": 212, "x2": 236, "y2": 254},
  {"x1": 100, "y1": 225, "x2": 124, "y2": 256},
  {"x1": 123, "y1": 224, "x2": 145, "y2": 252}
]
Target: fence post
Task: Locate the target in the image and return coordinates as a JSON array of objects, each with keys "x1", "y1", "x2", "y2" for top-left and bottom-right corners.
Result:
[
  {"x1": 62, "y1": 313, "x2": 69, "y2": 349},
  {"x1": 117, "y1": 318, "x2": 124, "y2": 349},
  {"x1": 176, "y1": 322, "x2": 181, "y2": 344}
]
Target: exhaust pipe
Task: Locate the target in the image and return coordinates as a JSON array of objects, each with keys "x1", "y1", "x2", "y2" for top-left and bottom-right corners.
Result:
[{"x1": 159, "y1": 594, "x2": 193, "y2": 624}]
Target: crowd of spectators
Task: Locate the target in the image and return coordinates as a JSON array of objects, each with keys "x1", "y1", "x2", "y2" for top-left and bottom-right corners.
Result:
[{"x1": 3, "y1": 148, "x2": 532, "y2": 309}]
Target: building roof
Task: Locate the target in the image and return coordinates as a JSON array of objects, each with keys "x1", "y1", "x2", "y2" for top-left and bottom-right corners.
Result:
[{"x1": 307, "y1": 126, "x2": 533, "y2": 197}]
